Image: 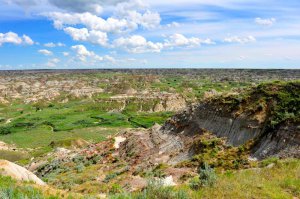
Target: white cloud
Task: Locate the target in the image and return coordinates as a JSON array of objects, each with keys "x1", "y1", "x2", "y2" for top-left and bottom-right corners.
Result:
[
  {"x1": 63, "y1": 52, "x2": 70, "y2": 56},
  {"x1": 255, "y1": 17, "x2": 276, "y2": 26},
  {"x1": 45, "y1": 12, "x2": 136, "y2": 33},
  {"x1": 38, "y1": 49, "x2": 53, "y2": 56},
  {"x1": 71, "y1": 45, "x2": 103, "y2": 62},
  {"x1": 22, "y1": 35, "x2": 34, "y2": 45},
  {"x1": 104, "y1": 55, "x2": 116, "y2": 63},
  {"x1": 113, "y1": 33, "x2": 214, "y2": 53},
  {"x1": 64, "y1": 27, "x2": 108, "y2": 46},
  {"x1": 44, "y1": 1, "x2": 162, "y2": 34},
  {"x1": 224, "y1": 35, "x2": 256, "y2": 44},
  {"x1": 44, "y1": 42, "x2": 55, "y2": 47},
  {"x1": 44, "y1": 42, "x2": 65, "y2": 47},
  {"x1": 166, "y1": 22, "x2": 180, "y2": 28},
  {"x1": 71, "y1": 45, "x2": 116, "y2": 64},
  {"x1": 46, "y1": 58, "x2": 60, "y2": 67},
  {"x1": 116, "y1": 0, "x2": 161, "y2": 30},
  {"x1": 164, "y1": 33, "x2": 215, "y2": 48},
  {"x1": 113, "y1": 35, "x2": 163, "y2": 53},
  {"x1": 0, "y1": 32, "x2": 34, "y2": 46}
]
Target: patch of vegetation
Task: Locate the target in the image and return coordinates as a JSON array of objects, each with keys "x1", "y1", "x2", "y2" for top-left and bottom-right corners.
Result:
[
  {"x1": 0, "y1": 150, "x2": 29, "y2": 162},
  {"x1": 0, "y1": 127, "x2": 12, "y2": 135},
  {"x1": 190, "y1": 159, "x2": 300, "y2": 199},
  {"x1": 111, "y1": 180, "x2": 189, "y2": 199},
  {"x1": 0, "y1": 175, "x2": 59, "y2": 199},
  {"x1": 177, "y1": 132, "x2": 254, "y2": 170},
  {"x1": 189, "y1": 163, "x2": 217, "y2": 190},
  {"x1": 215, "y1": 80, "x2": 300, "y2": 129}
]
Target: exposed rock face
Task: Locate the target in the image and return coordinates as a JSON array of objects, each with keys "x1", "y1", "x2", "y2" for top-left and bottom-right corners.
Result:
[
  {"x1": 159, "y1": 102, "x2": 299, "y2": 159},
  {"x1": 252, "y1": 123, "x2": 300, "y2": 159},
  {"x1": 0, "y1": 160, "x2": 46, "y2": 186},
  {"x1": 118, "y1": 98, "x2": 299, "y2": 165},
  {"x1": 100, "y1": 93, "x2": 187, "y2": 113},
  {"x1": 161, "y1": 104, "x2": 263, "y2": 146}
]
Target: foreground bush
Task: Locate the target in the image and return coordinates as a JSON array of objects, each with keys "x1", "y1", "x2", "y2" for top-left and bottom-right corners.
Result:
[
  {"x1": 190, "y1": 163, "x2": 217, "y2": 190},
  {"x1": 110, "y1": 180, "x2": 189, "y2": 199}
]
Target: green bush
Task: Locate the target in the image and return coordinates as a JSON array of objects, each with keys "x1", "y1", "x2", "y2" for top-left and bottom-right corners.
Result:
[
  {"x1": 75, "y1": 163, "x2": 85, "y2": 173},
  {"x1": 134, "y1": 180, "x2": 189, "y2": 199},
  {"x1": 198, "y1": 163, "x2": 217, "y2": 187},
  {"x1": 0, "y1": 127, "x2": 12, "y2": 135},
  {"x1": 190, "y1": 163, "x2": 217, "y2": 190}
]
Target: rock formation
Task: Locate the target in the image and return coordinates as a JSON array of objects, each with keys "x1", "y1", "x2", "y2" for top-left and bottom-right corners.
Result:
[{"x1": 0, "y1": 160, "x2": 46, "y2": 186}]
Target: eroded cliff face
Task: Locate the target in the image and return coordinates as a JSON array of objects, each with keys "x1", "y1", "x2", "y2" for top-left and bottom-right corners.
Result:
[
  {"x1": 119, "y1": 81, "x2": 300, "y2": 163},
  {"x1": 161, "y1": 104, "x2": 263, "y2": 146},
  {"x1": 252, "y1": 122, "x2": 300, "y2": 159}
]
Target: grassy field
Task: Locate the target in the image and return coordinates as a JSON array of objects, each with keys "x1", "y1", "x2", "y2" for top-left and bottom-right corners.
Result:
[{"x1": 0, "y1": 101, "x2": 173, "y2": 148}]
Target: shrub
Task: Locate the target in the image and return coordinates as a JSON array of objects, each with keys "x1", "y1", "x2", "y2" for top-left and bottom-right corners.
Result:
[
  {"x1": 198, "y1": 163, "x2": 217, "y2": 187},
  {"x1": 103, "y1": 173, "x2": 118, "y2": 183},
  {"x1": 0, "y1": 127, "x2": 12, "y2": 135},
  {"x1": 75, "y1": 163, "x2": 85, "y2": 173},
  {"x1": 190, "y1": 163, "x2": 217, "y2": 190},
  {"x1": 189, "y1": 177, "x2": 201, "y2": 190},
  {"x1": 135, "y1": 180, "x2": 189, "y2": 199},
  {"x1": 110, "y1": 183, "x2": 124, "y2": 194}
]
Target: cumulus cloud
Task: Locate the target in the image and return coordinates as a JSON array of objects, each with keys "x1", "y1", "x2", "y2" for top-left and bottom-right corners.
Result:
[
  {"x1": 43, "y1": 0, "x2": 161, "y2": 37},
  {"x1": 166, "y1": 22, "x2": 180, "y2": 28},
  {"x1": 44, "y1": 42, "x2": 65, "y2": 47},
  {"x1": 22, "y1": 35, "x2": 35, "y2": 45},
  {"x1": 113, "y1": 35, "x2": 163, "y2": 53},
  {"x1": 63, "y1": 52, "x2": 70, "y2": 56},
  {"x1": 38, "y1": 49, "x2": 53, "y2": 56},
  {"x1": 164, "y1": 33, "x2": 215, "y2": 48},
  {"x1": 255, "y1": 17, "x2": 276, "y2": 26},
  {"x1": 116, "y1": 0, "x2": 161, "y2": 29},
  {"x1": 46, "y1": 58, "x2": 60, "y2": 67},
  {"x1": 71, "y1": 45, "x2": 116, "y2": 64},
  {"x1": 0, "y1": 32, "x2": 35, "y2": 46},
  {"x1": 64, "y1": 27, "x2": 108, "y2": 46},
  {"x1": 113, "y1": 33, "x2": 214, "y2": 53},
  {"x1": 71, "y1": 45, "x2": 103, "y2": 62},
  {"x1": 224, "y1": 35, "x2": 256, "y2": 44},
  {"x1": 45, "y1": 12, "x2": 135, "y2": 33}
]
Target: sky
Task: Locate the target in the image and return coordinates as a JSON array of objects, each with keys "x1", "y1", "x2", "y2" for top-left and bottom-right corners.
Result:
[{"x1": 0, "y1": 0, "x2": 300, "y2": 69}]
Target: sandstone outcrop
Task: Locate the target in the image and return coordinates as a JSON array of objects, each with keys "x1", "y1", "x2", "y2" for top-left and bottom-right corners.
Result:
[{"x1": 0, "y1": 160, "x2": 46, "y2": 186}]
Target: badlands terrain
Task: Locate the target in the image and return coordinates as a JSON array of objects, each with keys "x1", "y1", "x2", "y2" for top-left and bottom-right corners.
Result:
[{"x1": 0, "y1": 69, "x2": 299, "y2": 199}]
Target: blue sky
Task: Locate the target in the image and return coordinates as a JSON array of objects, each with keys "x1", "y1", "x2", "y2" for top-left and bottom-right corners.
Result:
[{"x1": 0, "y1": 0, "x2": 300, "y2": 69}]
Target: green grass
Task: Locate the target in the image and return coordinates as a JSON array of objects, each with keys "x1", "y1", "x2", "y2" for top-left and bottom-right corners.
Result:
[
  {"x1": 0, "y1": 175, "x2": 58, "y2": 199},
  {"x1": 0, "y1": 126, "x2": 117, "y2": 149},
  {"x1": 108, "y1": 159, "x2": 300, "y2": 199},
  {"x1": 190, "y1": 159, "x2": 300, "y2": 199},
  {"x1": 0, "y1": 150, "x2": 29, "y2": 162},
  {"x1": 0, "y1": 98, "x2": 173, "y2": 153}
]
